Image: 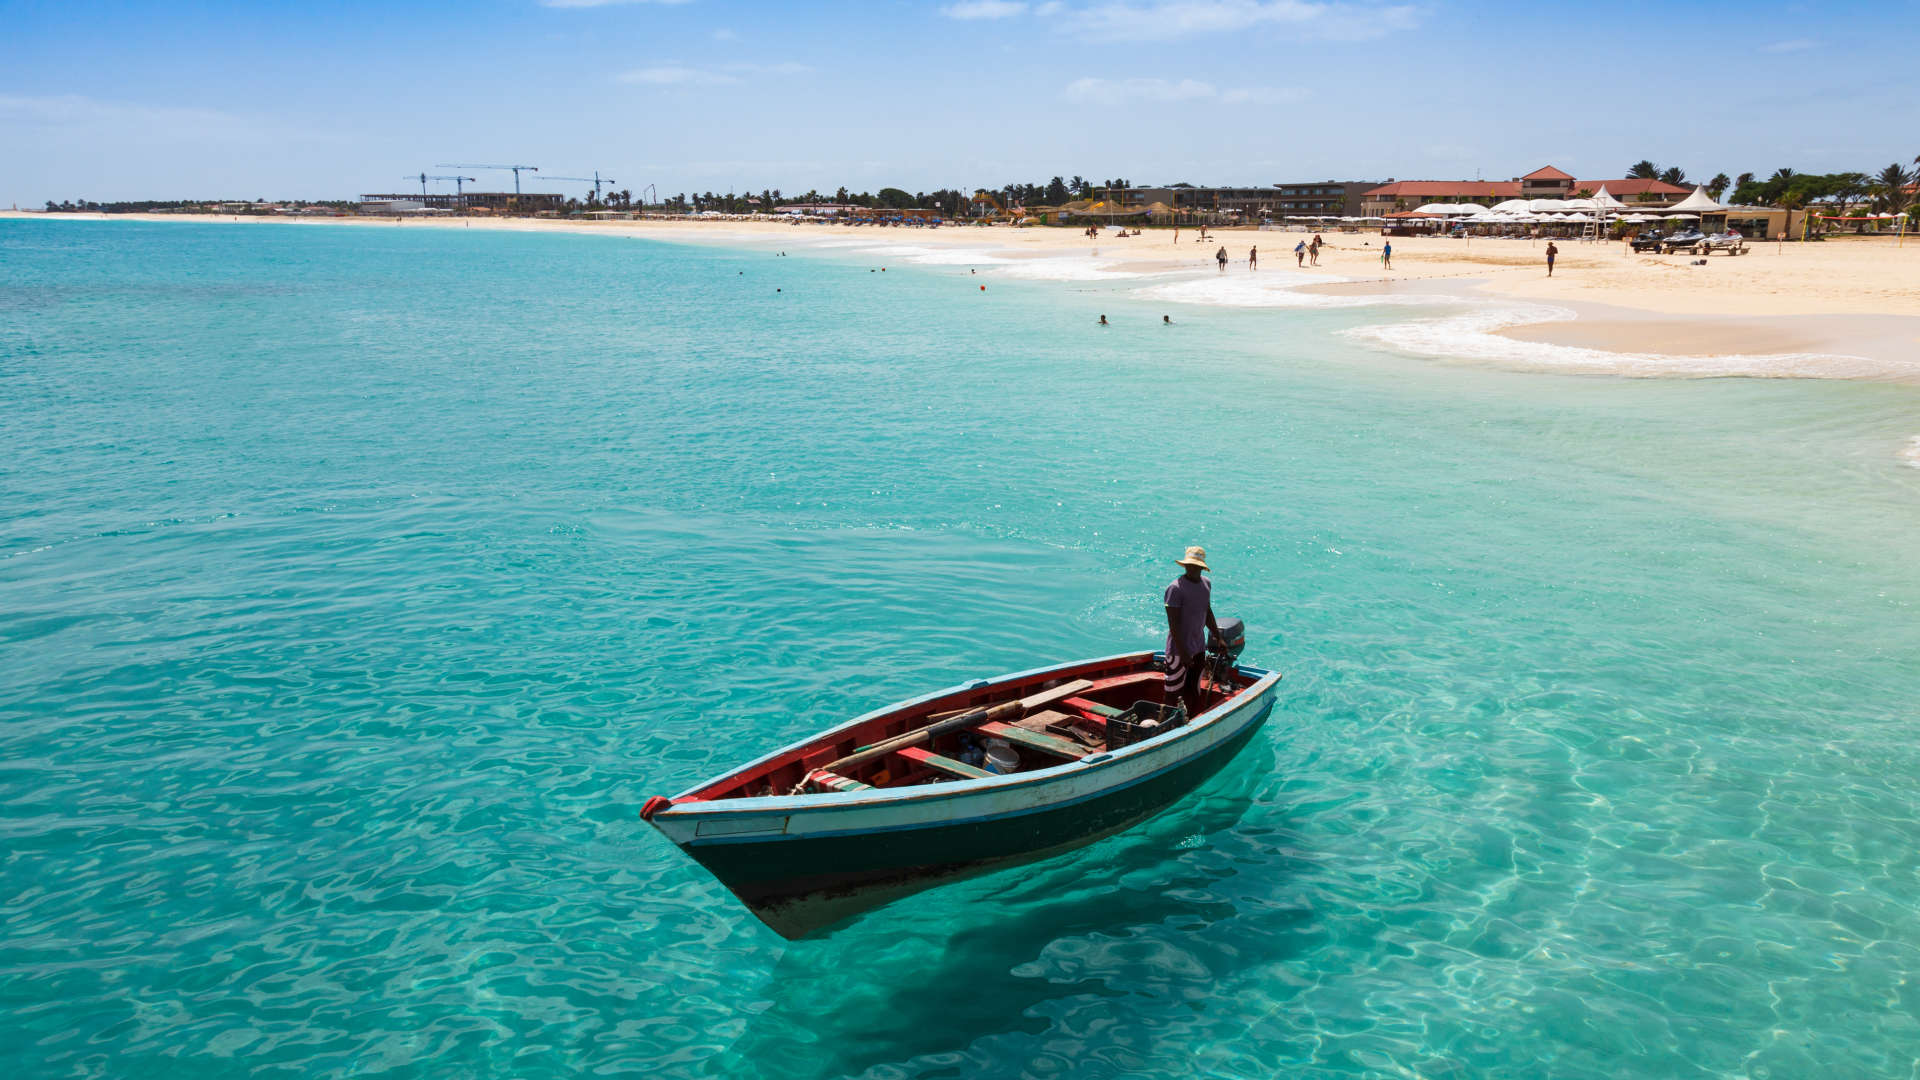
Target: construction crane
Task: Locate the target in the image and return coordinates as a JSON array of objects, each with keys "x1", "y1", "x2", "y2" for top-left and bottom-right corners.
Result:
[
  {"x1": 405, "y1": 173, "x2": 476, "y2": 196},
  {"x1": 543, "y1": 171, "x2": 618, "y2": 201},
  {"x1": 436, "y1": 164, "x2": 539, "y2": 194}
]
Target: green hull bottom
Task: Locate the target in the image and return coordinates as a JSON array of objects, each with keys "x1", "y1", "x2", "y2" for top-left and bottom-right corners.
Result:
[{"x1": 685, "y1": 699, "x2": 1273, "y2": 937}]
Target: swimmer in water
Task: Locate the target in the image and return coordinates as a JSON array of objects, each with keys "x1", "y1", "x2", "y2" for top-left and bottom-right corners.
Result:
[
  {"x1": 1163, "y1": 315, "x2": 1171, "y2": 325},
  {"x1": 1099, "y1": 315, "x2": 1109, "y2": 326}
]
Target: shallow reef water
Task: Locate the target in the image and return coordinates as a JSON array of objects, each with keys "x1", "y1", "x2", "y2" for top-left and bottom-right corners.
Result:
[{"x1": 3, "y1": 219, "x2": 1920, "y2": 1078}]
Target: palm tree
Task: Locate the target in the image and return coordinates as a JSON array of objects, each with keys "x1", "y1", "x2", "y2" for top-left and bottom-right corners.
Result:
[
  {"x1": 1877, "y1": 163, "x2": 1916, "y2": 217},
  {"x1": 1628, "y1": 160, "x2": 1659, "y2": 179},
  {"x1": 1866, "y1": 163, "x2": 1912, "y2": 215},
  {"x1": 1658, "y1": 166, "x2": 1687, "y2": 186},
  {"x1": 1707, "y1": 173, "x2": 1731, "y2": 199}
]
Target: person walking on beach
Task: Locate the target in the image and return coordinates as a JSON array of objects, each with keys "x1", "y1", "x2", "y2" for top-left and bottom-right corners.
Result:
[
  {"x1": 1310, "y1": 234, "x2": 1323, "y2": 265},
  {"x1": 1294, "y1": 240, "x2": 1306, "y2": 266},
  {"x1": 1545, "y1": 241, "x2": 1558, "y2": 277},
  {"x1": 1215, "y1": 245, "x2": 1228, "y2": 271},
  {"x1": 1248, "y1": 246, "x2": 1258, "y2": 270},
  {"x1": 1164, "y1": 546, "x2": 1221, "y2": 721},
  {"x1": 1382, "y1": 240, "x2": 1393, "y2": 269}
]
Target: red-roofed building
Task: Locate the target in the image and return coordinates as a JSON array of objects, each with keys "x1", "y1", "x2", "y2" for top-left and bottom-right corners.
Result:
[{"x1": 1360, "y1": 167, "x2": 1690, "y2": 216}]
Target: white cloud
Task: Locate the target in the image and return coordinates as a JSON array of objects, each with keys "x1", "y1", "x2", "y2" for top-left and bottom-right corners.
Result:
[
  {"x1": 0, "y1": 94, "x2": 269, "y2": 143},
  {"x1": 1047, "y1": 0, "x2": 1422, "y2": 41},
  {"x1": 1064, "y1": 78, "x2": 1305, "y2": 105},
  {"x1": 1760, "y1": 38, "x2": 1818, "y2": 53},
  {"x1": 1219, "y1": 85, "x2": 1308, "y2": 104},
  {"x1": 941, "y1": 0, "x2": 1030, "y2": 17},
  {"x1": 727, "y1": 61, "x2": 814, "y2": 75},
  {"x1": 618, "y1": 65, "x2": 738, "y2": 85},
  {"x1": 541, "y1": 0, "x2": 693, "y2": 7},
  {"x1": 616, "y1": 60, "x2": 813, "y2": 85},
  {"x1": 1065, "y1": 77, "x2": 1218, "y2": 102}
]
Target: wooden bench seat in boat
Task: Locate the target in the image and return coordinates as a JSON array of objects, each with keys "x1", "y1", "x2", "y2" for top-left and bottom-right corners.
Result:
[
  {"x1": 1064, "y1": 697, "x2": 1123, "y2": 720},
  {"x1": 974, "y1": 720, "x2": 1087, "y2": 760},
  {"x1": 806, "y1": 769, "x2": 871, "y2": 792},
  {"x1": 894, "y1": 745, "x2": 992, "y2": 780}
]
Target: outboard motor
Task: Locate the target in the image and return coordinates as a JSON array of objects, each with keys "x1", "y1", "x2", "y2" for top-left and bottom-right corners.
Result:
[
  {"x1": 1206, "y1": 617, "x2": 1247, "y2": 689},
  {"x1": 1209, "y1": 617, "x2": 1246, "y2": 663}
]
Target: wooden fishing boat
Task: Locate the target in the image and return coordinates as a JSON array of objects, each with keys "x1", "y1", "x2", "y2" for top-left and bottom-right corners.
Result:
[{"x1": 642, "y1": 638, "x2": 1281, "y2": 938}]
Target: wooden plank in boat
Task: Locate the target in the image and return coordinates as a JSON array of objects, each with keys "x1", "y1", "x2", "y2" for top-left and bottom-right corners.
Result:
[
  {"x1": 894, "y1": 746, "x2": 992, "y2": 780},
  {"x1": 824, "y1": 679, "x2": 1097, "y2": 775},
  {"x1": 807, "y1": 769, "x2": 871, "y2": 793},
  {"x1": 1064, "y1": 697, "x2": 1123, "y2": 720},
  {"x1": 923, "y1": 678, "x2": 1099, "y2": 723},
  {"x1": 1083, "y1": 671, "x2": 1165, "y2": 695},
  {"x1": 975, "y1": 720, "x2": 1086, "y2": 760}
]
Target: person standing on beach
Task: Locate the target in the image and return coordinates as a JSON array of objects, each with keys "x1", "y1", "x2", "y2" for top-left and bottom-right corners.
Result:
[
  {"x1": 1310, "y1": 234, "x2": 1323, "y2": 265},
  {"x1": 1295, "y1": 240, "x2": 1306, "y2": 266},
  {"x1": 1249, "y1": 246, "x2": 1258, "y2": 270},
  {"x1": 1164, "y1": 546, "x2": 1221, "y2": 721},
  {"x1": 1545, "y1": 241, "x2": 1558, "y2": 277},
  {"x1": 1215, "y1": 245, "x2": 1228, "y2": 271},
  {"x1": 1382, "y1": 240, "x2": 1393, "y2": 269}
]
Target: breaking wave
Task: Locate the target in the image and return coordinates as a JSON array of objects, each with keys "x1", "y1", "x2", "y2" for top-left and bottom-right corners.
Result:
[{"x1": 1343, "y1": 305, "x2": 1883, "y2": 379}]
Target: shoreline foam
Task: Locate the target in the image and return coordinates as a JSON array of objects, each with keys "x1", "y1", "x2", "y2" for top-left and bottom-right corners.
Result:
[{"x1": 7, "y1": 211, "x2": 1919, "y2": 384}]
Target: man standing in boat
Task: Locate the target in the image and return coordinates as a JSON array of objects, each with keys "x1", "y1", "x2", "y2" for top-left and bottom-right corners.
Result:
[{"x1": 1164, "y1": 546, "x2": 1221, "y2": 719}]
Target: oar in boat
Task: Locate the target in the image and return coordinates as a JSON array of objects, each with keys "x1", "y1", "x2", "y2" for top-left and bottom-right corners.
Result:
[{"x1": 791, "y1": 677, "x2": 1095, "y2": 793}]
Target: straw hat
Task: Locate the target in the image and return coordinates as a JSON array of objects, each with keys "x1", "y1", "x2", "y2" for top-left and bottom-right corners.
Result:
[{"x1": 1176, "y1": 545, "x2": 1209, "y2": 570}]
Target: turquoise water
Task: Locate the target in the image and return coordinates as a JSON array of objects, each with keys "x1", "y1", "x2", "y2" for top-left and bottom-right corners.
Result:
[{"x1": 4, "y1": 218, "x2": 1920, "y2": 1079}]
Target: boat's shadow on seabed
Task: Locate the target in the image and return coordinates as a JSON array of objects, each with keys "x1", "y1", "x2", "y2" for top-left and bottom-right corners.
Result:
[{"x1": 704, "y1": 743, "x2": 1303, "y2": 1079}]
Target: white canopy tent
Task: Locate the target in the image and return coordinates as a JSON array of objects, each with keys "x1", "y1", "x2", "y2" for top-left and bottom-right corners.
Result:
[
  {"x1": 1665, "y1": 186, "x2": 1727, "y2": 214},
  {"x1": 1489, "y1": 199, "x2": 1532, "y2": 214}
]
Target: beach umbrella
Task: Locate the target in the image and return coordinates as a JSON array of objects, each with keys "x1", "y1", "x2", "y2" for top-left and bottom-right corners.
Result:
[
  {"x1": 1528, "y1": 199, "x2": 1567, "y2": 212},
  {"x1": 1663, "y1": 213, "x2": 1699, "y2": 221},
  {"x1": 1561, "y1": 198, "x2": 1597, "y2": 211},
  {"x1": 1490, "y1": 199, "x2": 1531, "y2": 214}
]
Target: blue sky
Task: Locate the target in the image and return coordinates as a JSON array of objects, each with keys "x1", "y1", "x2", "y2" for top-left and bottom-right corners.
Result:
[{"x1": 3, "y1": 0, "x2": 1915, "y2": 205}]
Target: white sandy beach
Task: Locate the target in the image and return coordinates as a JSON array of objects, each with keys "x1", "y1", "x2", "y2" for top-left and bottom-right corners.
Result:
[{"x1": 8, "y1": 210, "x2": 1919, "y2": 381}]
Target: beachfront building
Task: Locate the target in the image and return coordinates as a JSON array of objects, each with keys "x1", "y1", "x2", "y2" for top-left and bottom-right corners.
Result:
[
  {"x1": 1123, "y1": 182, "x2": 1377, "y2": 220},
  {"x1": 1359, "y1": 167, "x2": 1691, "y2": 217},
  {"x1": 776, "y1": 203, "x2": 863, "y2": 216},
  {"x1": 357, "y1": 191, "x2": 566, "y2": 214}
]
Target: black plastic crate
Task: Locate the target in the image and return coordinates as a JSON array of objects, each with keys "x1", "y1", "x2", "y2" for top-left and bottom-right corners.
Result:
[{"x1": 1108, "y1": 700, "x2": 1186, "y2": 749}]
